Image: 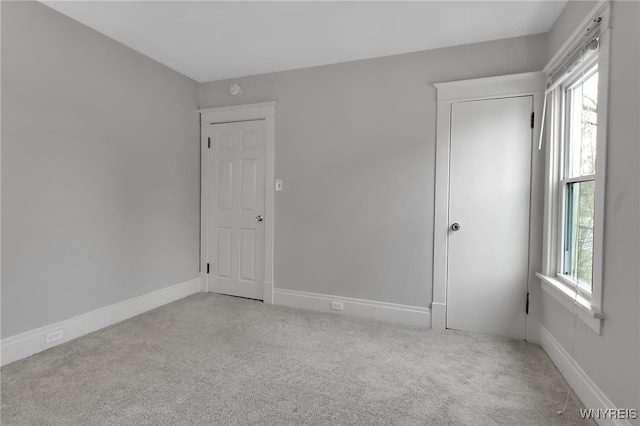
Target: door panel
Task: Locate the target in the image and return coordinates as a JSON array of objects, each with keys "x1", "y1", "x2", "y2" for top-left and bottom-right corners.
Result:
[
  {"x1": 447, "y1": 96, "x2": 532, "y2": 339},
  {"x1": 241, "y1": 159, "x2": 258, "y2": 211},
  {"x1": 217, "y1": 160, "x2": 233, "y2": 210},
  {"x1": 239, "y1": 228, "x2": 256, "y2": 281},
  {"x1": 216, "y1": 227, "x2": 232, "y2": 278},
  {"x1": 208, "y1": 120, "x2": 265, "y2": 300}
]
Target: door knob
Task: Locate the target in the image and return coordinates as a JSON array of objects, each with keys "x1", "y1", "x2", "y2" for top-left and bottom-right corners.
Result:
[
  {"x1": 256, "y1": 215, "x2": 264, "y2": 222},
  {"x1": 451, "y1": 223, "x2": 461, "y2": 231}
]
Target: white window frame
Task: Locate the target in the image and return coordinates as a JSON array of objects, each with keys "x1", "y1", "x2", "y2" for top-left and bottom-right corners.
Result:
[
  {"x1": 538, "y1": 3, "x2": 611, "y2": 335},
  {"x1": 557, "y1": 59, "x2": 598, "y2": 292}
]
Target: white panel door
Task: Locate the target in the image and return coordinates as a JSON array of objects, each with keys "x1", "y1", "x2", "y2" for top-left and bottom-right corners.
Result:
[
  {"x1": 208, "y1": 120, "x2": 265, "y2": 300},
  {"x1": 447, "y1": 96, "x2": 532, "y2": 339}
]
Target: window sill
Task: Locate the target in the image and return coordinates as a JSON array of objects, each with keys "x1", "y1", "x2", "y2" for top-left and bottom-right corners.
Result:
[{"x1": 536, "y1": 273, "x2": 604, "y2": 335}]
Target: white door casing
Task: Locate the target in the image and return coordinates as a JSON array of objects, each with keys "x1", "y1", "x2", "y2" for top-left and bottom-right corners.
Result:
[
  {"x1": 432, "y1": 72, "x2": 545, "y2": 341},
  {"x1": 446, "y1": 96, "x2": 532, "y2": 339},
  {"x1": 200, "y1": 102, "x2": 276, "y2": 303},
  {"x1": 208, "y1": 120, "x2": 265, "y2": 300}
]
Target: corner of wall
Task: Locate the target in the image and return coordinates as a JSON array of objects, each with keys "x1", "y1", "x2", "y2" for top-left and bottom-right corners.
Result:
[{"x1": 1, "y1": 278, "x2": 201, "y2": 367}]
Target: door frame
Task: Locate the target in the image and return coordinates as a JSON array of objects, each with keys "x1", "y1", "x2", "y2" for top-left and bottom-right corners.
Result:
[
  {"x1": 431, "y1": 72, "x2": 545, "y2": 340},
  {"x1": 199, "y1": 102, "x2": 276, "y2": 303}
]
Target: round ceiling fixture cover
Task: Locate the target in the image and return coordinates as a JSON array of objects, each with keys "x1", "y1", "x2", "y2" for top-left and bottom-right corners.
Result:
[{"x1": 230, "y1": 83, "x2": 242, "y2": 97}]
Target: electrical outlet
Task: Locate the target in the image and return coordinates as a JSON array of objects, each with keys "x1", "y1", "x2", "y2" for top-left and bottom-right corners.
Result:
[
  {"x1": 330, "y1": 301, "x2": 344, "y2": 311},
  {"x1": 45, "y1": 329, "x2": 64, "y2": 344}
]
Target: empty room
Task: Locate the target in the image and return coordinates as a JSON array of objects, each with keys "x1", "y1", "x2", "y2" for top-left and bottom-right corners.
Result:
[{"x1": 1, "y1": 1, "x2": 638, "y2": 425}]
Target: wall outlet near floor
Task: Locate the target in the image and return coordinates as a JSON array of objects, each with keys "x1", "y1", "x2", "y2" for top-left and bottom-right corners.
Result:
[
  {"x1": 330, "y1": 301, "x2": 344, "y2": 311},
  {"x1": 45, "y1": 329, "x2": 64, "y2": 344}
]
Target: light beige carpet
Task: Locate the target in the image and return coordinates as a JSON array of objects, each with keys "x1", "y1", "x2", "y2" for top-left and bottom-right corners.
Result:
[{"x1": 1, "y1": 293, "x2": 594, "y2": 425}]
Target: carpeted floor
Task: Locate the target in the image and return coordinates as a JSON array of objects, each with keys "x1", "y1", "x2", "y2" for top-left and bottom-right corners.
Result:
[{"x1": 1, "y1": 293, "x2": 594, "y2": 425}]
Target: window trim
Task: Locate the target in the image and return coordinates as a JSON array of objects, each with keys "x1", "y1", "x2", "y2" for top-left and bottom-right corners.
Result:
[
  {"x1": 558, "y1": 61, "x2": 598, "y2": 293},
  {"x1": 539, "y1": 3, "x2": 610, "y2": 335}
]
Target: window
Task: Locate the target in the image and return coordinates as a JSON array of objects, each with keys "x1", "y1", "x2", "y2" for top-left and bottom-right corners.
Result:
[
  {"x1": 538, "y1": 4, "x2": 610, "y2": 334},
  {"x1": 561, "y1": 64, "x2": 598, "y2": 292}
]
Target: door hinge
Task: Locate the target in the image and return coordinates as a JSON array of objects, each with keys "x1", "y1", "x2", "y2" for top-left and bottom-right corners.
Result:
[
  {"x1": 207, "y1": 263, "x2": 210, "y2": 274},
  {"x1": 525, "y1": 292, "x2": 530, "y2": 315},
  {"x1": 530, "y1": 112, "x2": 534, "y2": 129},
  {"x1": 208, "y1": 137, "x2": 211, "y2": 148}
]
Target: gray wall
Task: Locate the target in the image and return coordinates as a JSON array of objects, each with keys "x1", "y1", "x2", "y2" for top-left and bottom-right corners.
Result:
[
  {"x1": 200, "y1": 34, "x2": 548, "y2": 308},
  {"x1": 541, "y1": 0, "x2": 640, "y2": 411},
  {"x1": 1, "y1": 1, "x2": 201, "y2": 338},
  {"x1": 546, "y1": 0, "x2": 599, "y2": 61}
]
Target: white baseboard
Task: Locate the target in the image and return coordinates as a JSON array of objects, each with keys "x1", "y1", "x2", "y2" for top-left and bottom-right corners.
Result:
[
  {"x1": 273, "y1": 288, "x2": 430, "y2": 327},
  {"x1": 1, "y1": 277, "x2": 201, "y2": 367},
  {"x1": 540, "y1": 325, "x2": 630, "y2": 426}
]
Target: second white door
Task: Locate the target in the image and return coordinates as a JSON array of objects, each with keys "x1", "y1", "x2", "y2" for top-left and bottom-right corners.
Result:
[
  {"x1": 208, "y1": 120, "x2": 266, "y2": 300},
  {"x1": 447, "y1": 96, "x2": 533, "y2": 339}
]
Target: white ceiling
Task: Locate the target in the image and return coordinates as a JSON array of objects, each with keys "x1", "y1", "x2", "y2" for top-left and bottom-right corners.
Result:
[{"x1": 41, "y1": 1, "x2": 566, "y2": 83}]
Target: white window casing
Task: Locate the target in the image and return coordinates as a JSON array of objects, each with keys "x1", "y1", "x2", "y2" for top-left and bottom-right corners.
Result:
[{"x1": 538, "y1": 1, "x2": 611, "y2": 335}]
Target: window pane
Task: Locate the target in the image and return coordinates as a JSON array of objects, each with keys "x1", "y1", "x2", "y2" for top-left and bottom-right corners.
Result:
[
  {"x1": 563, "y1": 181, "x2": 595, "y2": 289},
  {"x1": 568, "y1": 71, "x2": 598, "y2": 178}
]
